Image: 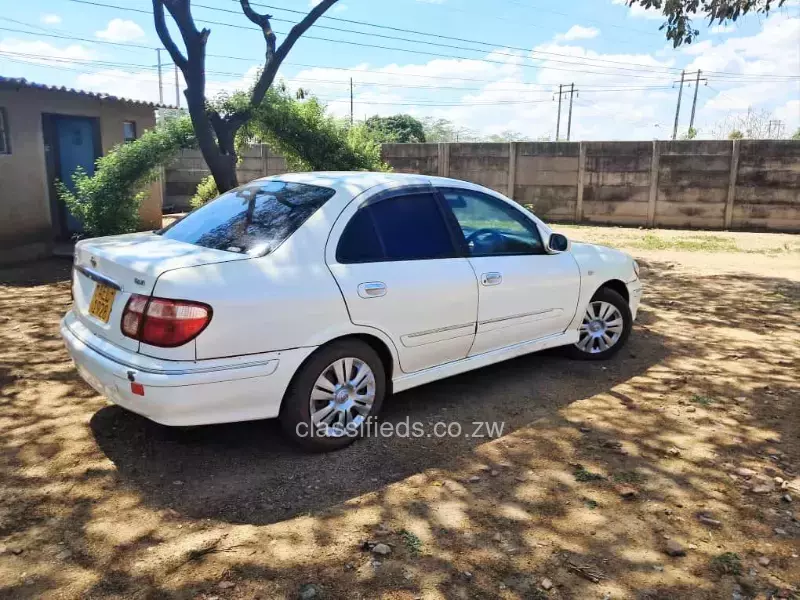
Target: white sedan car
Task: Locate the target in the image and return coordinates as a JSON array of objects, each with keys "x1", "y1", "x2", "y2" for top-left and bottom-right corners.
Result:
[{"x1": 62, "y1": 172, "x2": 642, "y2": 450}]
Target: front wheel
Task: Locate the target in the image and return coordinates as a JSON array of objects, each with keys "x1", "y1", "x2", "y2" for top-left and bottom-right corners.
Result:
[
  {"x1": 280, "y1": 339, "x2": 386, "y2": 452},
  {"x1": 567, "y1": 287, "x2": 632, "y2": 360}
]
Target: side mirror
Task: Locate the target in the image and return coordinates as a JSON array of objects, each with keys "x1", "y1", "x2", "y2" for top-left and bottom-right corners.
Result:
[{"x1": 547, "y1": 232, "x2": 570, "y2": 253}]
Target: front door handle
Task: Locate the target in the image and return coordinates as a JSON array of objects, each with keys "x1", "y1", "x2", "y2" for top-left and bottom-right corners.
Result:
[
  {"x1": 358, "y1": 281, "x2": 387, "y2": 298},
  {"x1": 481, "y1": 272, "x2": 502, "y2": 286}
]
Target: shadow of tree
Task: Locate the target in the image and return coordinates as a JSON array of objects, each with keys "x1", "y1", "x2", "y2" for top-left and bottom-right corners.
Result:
[{"x1": 1, "y1": 258, "x2": 798, "y2": 599}]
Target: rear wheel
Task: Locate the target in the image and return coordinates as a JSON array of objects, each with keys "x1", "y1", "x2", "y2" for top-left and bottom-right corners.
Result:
[
  {"x1": 567, "y1": 287, "x2": 632, "y2": 360},
  {"x1": 280, "y1": 339, "x2": 386, "y2": 451}
]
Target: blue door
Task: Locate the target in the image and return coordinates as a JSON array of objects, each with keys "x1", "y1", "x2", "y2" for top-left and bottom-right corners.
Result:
[{"x1": 56, "y1": 116, "x2": 97, "y2": 234}]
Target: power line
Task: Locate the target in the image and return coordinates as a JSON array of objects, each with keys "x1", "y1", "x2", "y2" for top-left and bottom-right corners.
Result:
[
  {"x1": 57, "y1": 0, "x2": 795, "y2": 82},
  {"x1": 493, "y1": 0, "x2": 665, "y2": 38},
  {"x1": 0, "y1": 49, "x2": 680, "y2": 97},
  {"x1": 219, "y1": 0, "x2": 800, "y2": 81},
  {"x1": 3, "y1": 19, "x2": 797, "y2": 86},
  {"x1": 190, "y1": 0, "x2": 683, "y2": 76}
]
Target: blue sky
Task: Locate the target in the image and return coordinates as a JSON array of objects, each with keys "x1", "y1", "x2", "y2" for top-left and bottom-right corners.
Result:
[{"x1": 1, "y1": 0, "x2": 798, "y2": 140}]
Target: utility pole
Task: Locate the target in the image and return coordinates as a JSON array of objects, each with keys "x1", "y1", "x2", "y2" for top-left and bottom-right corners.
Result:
[
  {"x1": 767, "y1": 119, "x2": 784, "y2": 138},
  {"x1": 672, "y1": 70, "x2": 685, "y2": 140},
  {"x1": 174, "y1": 64, "x2": 180, "y2": 108},
  {"x1": 156, "y1": 48, "x2": 164, "y2": 105},
  {"x1": 688, "y1": 69, "x2": 701, "y2": 132},
  {"x1": 567, "y1": 83, "x2": 576, "y2": 141},
  {"x1": 555, "y1": 83, "x2": 563, "y2": 141},
  {"x1": 349, "y1": 78, "x2": 354, "y2": 126},
  {"x1": 688, "y1": 70, "x2": 708, "y2": 134}
]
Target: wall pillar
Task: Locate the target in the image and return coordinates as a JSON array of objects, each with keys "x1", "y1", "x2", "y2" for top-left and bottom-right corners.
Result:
[
  {"x1": 724, "y1": 139, "x2": 740, "y2": 229},
  {"x1": 507, "y1": 142, "x2": 518, "y2": 200},
  {"x1": 438, "y1": 143, "x2": 450, "y2": 177},
  {"x1": 575, "y1": 142, "x2": 586, "y2": 222},
  {"x1": 646, "y1": 141, "x2": 660, "y2": 228}
]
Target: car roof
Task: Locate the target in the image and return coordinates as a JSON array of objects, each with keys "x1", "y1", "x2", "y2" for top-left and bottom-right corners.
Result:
[
  {"x1": 252, "y1": 171, "x2": 493, "y2": 195},
  {"x1": 250, "y1": 171, "x2": 553, "y2": 237}
]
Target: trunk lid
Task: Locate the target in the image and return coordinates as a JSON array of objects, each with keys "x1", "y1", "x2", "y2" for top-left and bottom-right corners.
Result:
[{"x1": 71, "y1": 232, "x2": 249, "y2": 351}]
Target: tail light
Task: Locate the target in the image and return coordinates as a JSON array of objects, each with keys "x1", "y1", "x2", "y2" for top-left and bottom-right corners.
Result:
[{"x1": 122, "y1": 294, "x2": 212, "y2": 347}]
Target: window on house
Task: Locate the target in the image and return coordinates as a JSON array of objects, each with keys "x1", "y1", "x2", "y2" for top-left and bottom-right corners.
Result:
[
  {"x1": 123, "y1": 121, "x2": 137, "y2": 143},
  {"x1": 0, "y1": 108, "x2": 10, "y2": 154}
]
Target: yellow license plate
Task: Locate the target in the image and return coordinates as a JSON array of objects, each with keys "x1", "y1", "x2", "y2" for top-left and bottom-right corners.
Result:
[{"x1": 88, "y1": 284, "x2": 117, "y2": 323}]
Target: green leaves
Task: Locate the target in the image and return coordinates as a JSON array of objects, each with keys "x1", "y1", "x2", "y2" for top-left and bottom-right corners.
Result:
[
  {"x1": 364, "y1": 114, "x2": 427, "y2": 143},
  {"x1": 626, "y1": 0, "x2": 783, "y2": 46},
  {"x1": 239, "y1": 88, "x2": 389, "y2": 173},
  {"x1": 59, "y1": 117, "x2": 196, "y2": 237}
]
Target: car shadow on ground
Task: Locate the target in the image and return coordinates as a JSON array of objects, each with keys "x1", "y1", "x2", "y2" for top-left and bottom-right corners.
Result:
[
  {"x1": 2, "y1": 257, "x2": 798, "y2": 599},
  {"x1": 87, "y1": 300, "x2": 669, "y2": 527}
]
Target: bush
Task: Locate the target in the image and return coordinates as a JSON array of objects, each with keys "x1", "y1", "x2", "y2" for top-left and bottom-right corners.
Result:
[
  {"x1": 240, "y1": 88, "x2": 389, "y2": 172},
  {"x1": 59, "y1": 117, "x2": 195, "y2": 237},
  {"x1": 190, "y1": 174, "x2": 218, "y2": 209}
]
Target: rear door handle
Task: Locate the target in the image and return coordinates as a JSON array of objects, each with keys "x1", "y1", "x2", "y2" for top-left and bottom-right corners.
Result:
[
  {"x1": 481, "y1": 272, "x2": 502, "y2": 286},
  {"x1": 358, "y1": 282, "x2": 387, "y2": 298}
]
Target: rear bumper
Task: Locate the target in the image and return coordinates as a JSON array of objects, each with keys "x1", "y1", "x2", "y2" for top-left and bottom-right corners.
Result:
[
  {"x1": 627, "y1": 277, "x2": 643, "y2": 319},
  {"x1": 61, "y1": 311, "x2": 315, "y2": 426}
]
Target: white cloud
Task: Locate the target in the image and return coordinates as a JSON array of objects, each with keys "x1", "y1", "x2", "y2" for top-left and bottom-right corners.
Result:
[
  {"x1": 711, "y1": 24, "x2": 737, "y2": 34},
  {"x1": 0, "y1": 39, "x2": 94, "y2": 66},
  {"x1": 40, "y1": 14, "x2": 62, "y2": 25},
  {"x1": 680, "y1": 40, "x2": 714, "y2": 55},
  {"x1": 556, "y1": 25, "x2": 600, "y2": 41},
  {"x1": 774, "y1": 99, "x2": 800, "y2": 133},
  {"x1": 611, "y1": 0, "x2": 664, "y2": 20},
  {"x1": 76, "y1": 64, "x2": 263, "y2": 106},
  {"x1": 96, "y1": 19, "x2": 145, "y2": 43},
  {"x1": 37, "y1": 11, "x2": 798, "y2": 142}
]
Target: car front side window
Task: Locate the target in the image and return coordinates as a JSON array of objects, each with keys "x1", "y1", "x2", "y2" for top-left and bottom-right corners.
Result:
[{"x1": 440, "y1": 189, "x2": 544, "y2": 257}]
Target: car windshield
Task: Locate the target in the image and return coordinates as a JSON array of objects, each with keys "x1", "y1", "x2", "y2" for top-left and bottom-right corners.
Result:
[{"x1": 160, "y1": 180, "x2": 336, "y2": 255}]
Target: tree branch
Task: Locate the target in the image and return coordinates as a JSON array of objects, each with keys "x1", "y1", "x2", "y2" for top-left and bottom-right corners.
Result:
[
  {"x1": 240, "y1": 0, "x2": 277, "y2": 57},
  {"x1": 152, "y1": 0, "x2": 187, "y2": 70},
  {"x1": 242, "y1": 0, "x2": 338, "y2": 107}
]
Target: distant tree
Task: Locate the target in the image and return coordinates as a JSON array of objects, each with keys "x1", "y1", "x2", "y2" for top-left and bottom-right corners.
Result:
[
  {"x1": 624, "y1": 0, "x2": 785, "y2": 46},
  {"x1": 483, "y1": 130, "x2": 533, "y2": 142},
  {"x1": 710, "y1": 108, "x2": 773, "y2": 139},
  {"x1": 364, "y1": 114, "x2": 427, "y2": 143},
  {"x1": 792, "y1": 128, "x2": 800, "y2": 140},
  {"x1": 681, "y1": 126, "x2": 699, "y2": 140},
  {"x1": 728, "y1": 129, "x2": 745, "y2": 140}
]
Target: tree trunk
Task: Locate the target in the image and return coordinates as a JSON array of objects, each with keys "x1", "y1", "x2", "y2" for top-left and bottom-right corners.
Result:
[
  {"x1": 184, "y1": 92, "x2": 239, "y2": 194},
  {"x1": 152, "y1": 0, "x2": 339, "y2": 194}
]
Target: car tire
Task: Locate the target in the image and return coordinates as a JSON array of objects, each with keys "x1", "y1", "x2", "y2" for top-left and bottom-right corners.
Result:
[
  {"x1": 279, "y1": 339, "x2": 386, "y2": 452},
  {"x1": 567, "y1": 287, "x2": 632, "y2": 361}
]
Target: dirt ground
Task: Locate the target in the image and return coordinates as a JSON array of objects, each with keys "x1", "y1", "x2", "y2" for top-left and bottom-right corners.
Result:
[{"x1": 0, "y1": 226, "x2": 798, "y2": 600}]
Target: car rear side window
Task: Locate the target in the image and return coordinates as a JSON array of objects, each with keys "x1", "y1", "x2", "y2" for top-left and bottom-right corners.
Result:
[
  {"x1": 160, "y1": 180, "x2": 335, "y2": 255},
  {"x1": 337, "y1": 192, "x2": 457, "y2": 263}
]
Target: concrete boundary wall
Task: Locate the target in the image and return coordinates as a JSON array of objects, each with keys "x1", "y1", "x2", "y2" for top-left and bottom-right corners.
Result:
[{"x1": 165, "y1": 141, "x2": 800, "y2": 231}]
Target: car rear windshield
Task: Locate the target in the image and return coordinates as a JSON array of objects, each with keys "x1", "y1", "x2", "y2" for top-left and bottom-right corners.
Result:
[{"x1": 160, "y1": 180, "x2": 336, "y2": 255}]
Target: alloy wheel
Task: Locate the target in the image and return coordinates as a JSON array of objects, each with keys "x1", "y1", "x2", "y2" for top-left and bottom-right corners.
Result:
[
  {"x1": 574, "y1": 300, "x2": 625, "y2": 354},
  {"x1": 309, "y1": 357, "x2": 376, "y2": 437}
]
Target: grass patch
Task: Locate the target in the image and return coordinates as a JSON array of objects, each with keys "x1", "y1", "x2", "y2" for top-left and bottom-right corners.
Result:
[
  {"x1": 584, "y1": 499, "x2": 599, "y2": 509},
  {"x1": 633, "y1": 233, "x2": 739, "y2": 253},
  {"x1": 613, "y1": 471, "x2": 646, "y2": 484},
  {"x1": 573, "y1": 466, "x2": 605, "y2": 482},
  {"x1": 710, "y1": 552, "x2": 742, "y2": 576},
  {"x1": 691, "y1": 394, "x2": 714, "y2": 406},
  {"x1": 399, "y1": 529, "x2": 422, "y2": 556}
]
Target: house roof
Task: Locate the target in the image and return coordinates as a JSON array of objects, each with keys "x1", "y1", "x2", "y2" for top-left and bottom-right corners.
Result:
[{"x1": 0, "y1": 76, "x2": 174, "y2": 109}]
